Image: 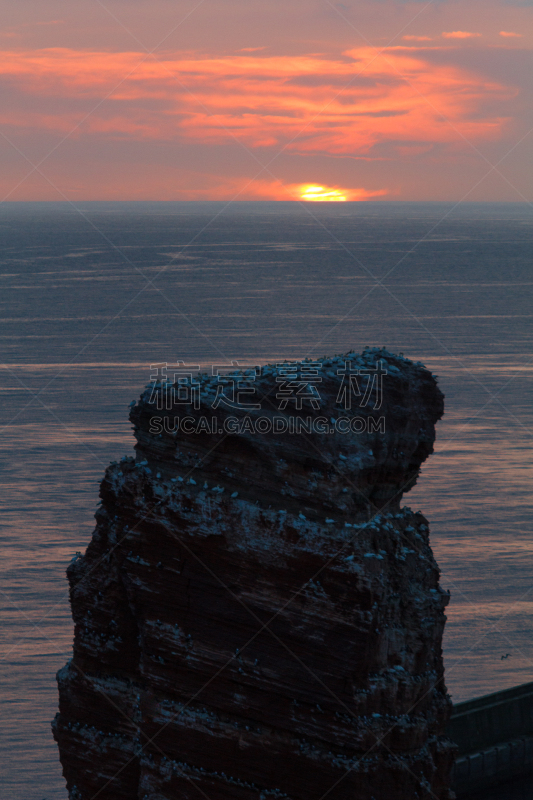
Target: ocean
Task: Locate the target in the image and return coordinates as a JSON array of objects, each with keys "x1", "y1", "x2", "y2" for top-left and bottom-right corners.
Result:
[{"x1": 1, "y1": 201, "x2": 532, "y2": 798}]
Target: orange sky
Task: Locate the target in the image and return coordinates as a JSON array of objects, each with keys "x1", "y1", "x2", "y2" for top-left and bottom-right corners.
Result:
[{"x1": 0, "y1": 0, "x2": 531, "y2": 201}]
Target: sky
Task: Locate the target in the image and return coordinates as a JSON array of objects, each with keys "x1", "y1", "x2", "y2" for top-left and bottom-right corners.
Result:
[{"x1": 0, "y1": 0, "x2": 531, "y2": 202}]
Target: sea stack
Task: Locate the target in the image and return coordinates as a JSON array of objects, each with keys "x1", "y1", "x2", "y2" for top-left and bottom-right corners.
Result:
[{"x1": 53, "y1": 349, "x2": 456, "y2": 799}]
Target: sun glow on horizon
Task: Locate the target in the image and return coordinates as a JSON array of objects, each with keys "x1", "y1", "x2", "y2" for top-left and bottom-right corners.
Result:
[{"x1": 299, "y1": 184, "x2": 348, "y2": 201}]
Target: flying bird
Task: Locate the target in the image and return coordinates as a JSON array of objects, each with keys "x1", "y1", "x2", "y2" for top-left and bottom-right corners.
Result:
[{"x1": 501, "y1": 654, "x2": 511, "y2": 660}]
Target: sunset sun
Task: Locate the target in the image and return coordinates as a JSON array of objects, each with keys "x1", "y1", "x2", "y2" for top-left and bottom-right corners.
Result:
[{"x1": 299, "y1": 184, "x2": 348, "y2": 201}]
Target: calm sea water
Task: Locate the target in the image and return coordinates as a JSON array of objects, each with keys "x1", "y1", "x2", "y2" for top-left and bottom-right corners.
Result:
[{"x1": 1, "y1": 201, "x2": 532, "y2": 798}]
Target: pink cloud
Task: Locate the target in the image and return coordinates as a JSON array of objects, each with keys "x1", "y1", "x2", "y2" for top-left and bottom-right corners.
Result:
[
  {"x1": 402, "y1": 36, "x2": 433, "y2": 42},
  {"x1": 0, "y1": 46, "x2": 513, "y2": 159},
  {"x1": 442, "y1": 31, "x2": 482, "y2": 39},
  {"x1": 499, "y1": 31, "x2": 522, "y2": 38}
]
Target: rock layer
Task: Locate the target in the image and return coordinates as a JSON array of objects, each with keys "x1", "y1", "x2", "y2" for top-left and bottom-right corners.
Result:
[{"x1": 53, "y1": 349, "x2": 456, "y2": 799}]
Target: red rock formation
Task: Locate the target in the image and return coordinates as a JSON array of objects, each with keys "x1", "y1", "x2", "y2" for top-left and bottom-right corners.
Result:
[{"x1": 53, "y1": 349, "x2": 456, "y2": 799}]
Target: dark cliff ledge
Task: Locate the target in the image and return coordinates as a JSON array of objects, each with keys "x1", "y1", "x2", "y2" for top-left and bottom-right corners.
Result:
[{"x1": 53, "y1": 349, "x2": 456, "y2": 800}]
